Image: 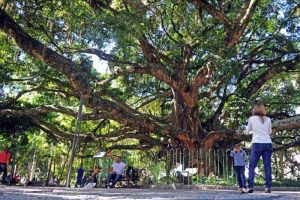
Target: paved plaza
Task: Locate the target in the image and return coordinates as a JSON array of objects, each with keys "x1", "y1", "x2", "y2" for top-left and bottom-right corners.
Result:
[{"x1": 0, "y1": 186, "x2": 300, "y2": 200}]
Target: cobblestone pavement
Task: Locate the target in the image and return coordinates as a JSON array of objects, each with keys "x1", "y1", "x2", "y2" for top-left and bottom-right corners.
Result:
[{"x1": 0, "y1": 186, "x2": 300, "y2": 200}]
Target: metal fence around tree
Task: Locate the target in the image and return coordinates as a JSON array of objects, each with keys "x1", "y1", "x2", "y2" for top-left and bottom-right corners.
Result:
[{"x1": 95, "y1": 148, "x2": 300, "y2": 187}]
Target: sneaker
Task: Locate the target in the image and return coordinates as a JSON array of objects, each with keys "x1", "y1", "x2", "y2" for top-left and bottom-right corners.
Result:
[
  {"x1": 241, "y1": 188, "x2": 247, "y2": 193},
  {"x1": 265, "y1": 188, "x2": 271, "y2": 193},
  {"x1": 248, "y1": 188, "x2": 254, "y2": 193}
]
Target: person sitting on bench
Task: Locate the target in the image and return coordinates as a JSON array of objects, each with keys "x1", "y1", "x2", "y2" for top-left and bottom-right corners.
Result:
[
  {"x1": 84, "y1": 166, "x2": 101, "y2": 188},
  {"x1": 105, "y1": 156, "x2": 126, "y2": 188},
  {"x1": 92, "y1": 165, "x2": 101, "y2": 187}
]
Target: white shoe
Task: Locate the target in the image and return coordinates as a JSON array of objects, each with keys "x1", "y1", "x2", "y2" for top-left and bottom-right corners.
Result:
[{"x1": 241, "y1": 188, "x2": 247, "y2": 193}]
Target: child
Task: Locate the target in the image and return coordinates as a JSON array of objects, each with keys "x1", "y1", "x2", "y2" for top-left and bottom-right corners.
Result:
[{"x1": 230, "y1": 144, "x2": 247, "y2": 193}]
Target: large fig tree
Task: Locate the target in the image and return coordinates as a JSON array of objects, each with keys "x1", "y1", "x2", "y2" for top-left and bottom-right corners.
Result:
[{"x1": 0, "y1": 0, "x2": 299, "y2": 150}]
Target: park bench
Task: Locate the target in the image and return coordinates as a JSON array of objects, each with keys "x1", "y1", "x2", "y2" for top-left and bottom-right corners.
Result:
[{"x1": 117, "y1": 168, "x2": 145, "y2": 188}]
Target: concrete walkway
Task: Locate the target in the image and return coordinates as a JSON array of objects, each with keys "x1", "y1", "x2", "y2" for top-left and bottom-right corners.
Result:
[{"x1": 0, "y1": 186, "x2": 299, "y2": 200}]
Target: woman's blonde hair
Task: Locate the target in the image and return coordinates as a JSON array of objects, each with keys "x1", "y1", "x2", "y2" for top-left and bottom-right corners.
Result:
[{"x1": 252, "y1": 103, "x2": 266, "y2": 123}]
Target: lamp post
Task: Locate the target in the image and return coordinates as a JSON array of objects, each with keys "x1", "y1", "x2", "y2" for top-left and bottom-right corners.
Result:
[{"x1": 66, "y1": 93, "x2": 83, "y2": 187}]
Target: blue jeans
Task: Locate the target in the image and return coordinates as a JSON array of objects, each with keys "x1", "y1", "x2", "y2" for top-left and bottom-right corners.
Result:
[
  {"x1": 248, "y1": 143, "x2": 272, "y2": 189},
  {"x1": 106, "y1": 173, "x2": 122, "y2": 187},
  {"x1": 234, "y1": 166, "x2": 246, "y2": 188},
  {"x1": 75, "y1": 178, "x2": 83, "y2": 188}
]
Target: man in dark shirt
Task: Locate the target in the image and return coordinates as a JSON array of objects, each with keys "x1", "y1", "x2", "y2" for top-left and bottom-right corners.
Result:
[
  {"x1": 75, "y1": 166, "x2": 84, "y2": 188},
  {"x1": 0, "y1": 144, "x2": 11, "y2": 184}
]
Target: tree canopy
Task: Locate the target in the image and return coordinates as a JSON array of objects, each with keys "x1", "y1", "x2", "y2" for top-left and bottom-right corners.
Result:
[{"x1": 0, "y1": 0, "x2": 299, "y2": 151}]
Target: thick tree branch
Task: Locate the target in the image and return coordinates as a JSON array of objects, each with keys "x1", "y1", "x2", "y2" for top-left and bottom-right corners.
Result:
[
  {"x1": 139, "y1": 34, "x2": 172, "y2": 64},
  {"x1": 9, "y1": 84, "x2": 43, "y2": 104},
  {"x1": 16, "y1": 114, "x2": 73, "y2": 140},
  {"x1": 192, "y1": 60, "x2": 214, "y2": 88},
  {"x1": 41, "y1": 105, "x2": 114, "y2": 121},
  {"x1": 132, "y1": 91, "x2": 172, "y2": 109},
  {"x1": 83, "y1": 0, "x2": 116, "y2": 14},
  {"x1": 9, "y1": 76, "x2": 38, "y2": 82},
  {"x1": 274, "y1": 140, "x2": 300, "y2": 151},
  {"x1": 107, "y1": 144, "x2": 151, "y2": 151},
  {"x1": 89, "y1": 91, "x2": 168, "y2": 134},
  {"x1": 272, "y1": 115, "x2": 300, "y2": 132},
  {"x1": 189, "y1": 0, "x2": 232, "y2": 27},
  {"x1": 74, "y1": 48, "x2": 136, "y2": 65},
  {"x1": 226, "y1": 0, "x2": 258, "y2": 47},
  {"x1": 199, "y1": 77, "x2": 228, "y2": 100},
  {"x1": 98, "y1": 64, "x2": 179, "y2": 90},
  {"x1": 105, "y1": 92, "x2": 145, "y2": 116},
  {"x1": 243, "y1": 57, "x2": 300, "y2": 98},
  {"x1": 0, "y1": 107, "x2": 49, "y2": 117},
  {"x1": 189, "y1": 0, "x2": 258, "y2": 47},
  {"x1": 205, "y1": 87, "x2": 230, "y2": 131},
  {"x1": 0, "y1": 106, "x2": 109, "y2": 122},
  {"x1": 0, "y1": 9, "x2": 91, "y2": 94},
  {"x1": 39, "y1": 87, "x2": 76, "y2": 98}
]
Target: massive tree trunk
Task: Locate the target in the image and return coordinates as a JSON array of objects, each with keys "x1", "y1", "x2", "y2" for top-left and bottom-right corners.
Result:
[{"x1": 172, "y1": 90, "x2": 204, "y2": 148}]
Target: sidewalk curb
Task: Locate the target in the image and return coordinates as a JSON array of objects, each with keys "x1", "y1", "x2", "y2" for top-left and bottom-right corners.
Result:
[{"x1": 145, "y1": 184, "x2": 300, "y2": 191}]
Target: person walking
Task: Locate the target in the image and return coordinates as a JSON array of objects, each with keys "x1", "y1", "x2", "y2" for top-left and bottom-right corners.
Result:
[
  {"x1": 0, "y1": 144, "x2": 11, "y2": 184},
  {"x1": 230, "y1": 144, "x2": 247, "y2": 193},
  {"x1": 246, "y1": 103, "x2": 272, "y2": 193}
]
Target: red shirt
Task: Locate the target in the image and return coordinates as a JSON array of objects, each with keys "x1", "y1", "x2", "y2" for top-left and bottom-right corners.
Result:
[{"x1": 0, "y1": 150, "x2": 11, "y2": 164}]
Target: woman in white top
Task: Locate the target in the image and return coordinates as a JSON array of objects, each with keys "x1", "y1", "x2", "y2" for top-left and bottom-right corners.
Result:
[{"x1": 246, "y1": 103, "x2": 272, "y2": 193}]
